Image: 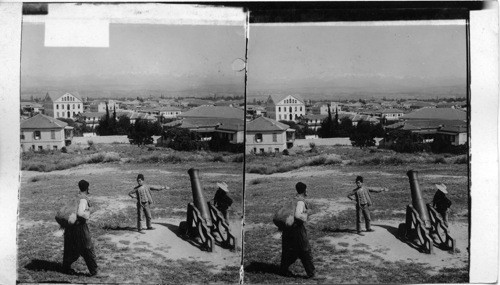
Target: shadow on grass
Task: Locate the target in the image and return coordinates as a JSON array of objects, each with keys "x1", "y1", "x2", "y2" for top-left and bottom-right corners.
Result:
[
  {"x1": 24, "y1": 259, "x2": 87, "y2": 277},
  {"x1": 102, "y1": 225, "x2": 137, "y2": 232},
  {"x1": 321, "y1": 227, "x2": 357, "y2": 234},
  {"x1": 245, "y1": 261, "x2": 281, "y2": 275},
  {"x1": 154, "y1": 222, "x2": 213, "y2": 252}
]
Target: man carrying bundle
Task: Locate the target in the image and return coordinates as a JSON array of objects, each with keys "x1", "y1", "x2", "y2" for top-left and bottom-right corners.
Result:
[
  {"x1": 62, "y1": 180, "x2": 98, "y2": 277},
  {"x1": 279, "y1": 182, "x2": 316, "y2": 279},
  {"x1": 128, "y1": 174, "x2": 169, "y2": 233}
]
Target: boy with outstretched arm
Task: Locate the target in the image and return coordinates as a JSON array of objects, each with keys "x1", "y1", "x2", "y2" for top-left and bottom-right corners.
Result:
[
  {"x1": 347, "y1": 175, "x2": 388, "y2": 236},
  {"x1": 128, "y1": 174, "x2": 170, "y2": 233}
]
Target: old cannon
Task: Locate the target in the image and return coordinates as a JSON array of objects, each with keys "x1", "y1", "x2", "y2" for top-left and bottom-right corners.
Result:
[
  {"x1": 178, "y1": 168, "x2": 236, "y2": 252},
  {"x1": 398, "y1": 170, "x2": 455, "y2": 254}
]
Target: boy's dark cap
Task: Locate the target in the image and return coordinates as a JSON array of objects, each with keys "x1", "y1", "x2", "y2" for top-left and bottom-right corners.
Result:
[
  {"x1": 78, "y1": 180, "x2": 89, "y2": 192},
  {"x1": 296, "y1": 182, "x2": 307, "y2": 195},
  {"x1": 137, "y1": 174, "x2": 144, "y2": 181},
  {"x1": 356, "y1": 176, "x2": 364, "y2": 183}
]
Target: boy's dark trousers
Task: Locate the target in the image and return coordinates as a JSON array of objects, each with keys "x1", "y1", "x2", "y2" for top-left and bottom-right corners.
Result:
[
  {"x1": 280, "y1": 248, "x2": 315, "y2": 277},
  {"x1": 63, "y1": 223, "x2": 98, "y2": 275},
  {"x1": 137, "y1": 202, "x2": 152, "y2": 230},
  {"x1": 280, "y1": 227, "x2": 315, "y2": 277},
  {"x1": 356, "y1": 203, "x2": 372, "y2": 232}
]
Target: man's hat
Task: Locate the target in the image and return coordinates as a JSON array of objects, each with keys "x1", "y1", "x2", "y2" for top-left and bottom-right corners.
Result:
[
  {"x1": 217, "y1": 182, "x2": 229, "y2": 193},
  {"x1": 435, "y1": 183, "x2": 448, "y2": 194}
]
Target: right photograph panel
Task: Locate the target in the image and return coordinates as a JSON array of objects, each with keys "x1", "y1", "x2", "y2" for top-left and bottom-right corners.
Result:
[{"x1": 244, "y1": 17, "x2": 469, "y2": 283}]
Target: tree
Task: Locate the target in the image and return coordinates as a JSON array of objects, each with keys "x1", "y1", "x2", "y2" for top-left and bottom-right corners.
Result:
[
  {"x1": 387, "y1": 130, "x2": 430, "y2": 153},
  {"x1": 338, "y1": 117, "x2": 354, "y2": 137},
  {"x1": 162, "y1": 127, "x2": 201, "y2": 151},
  {"x1": 331, "y1": 109, "x2": 341, "y2": 136},
  {"x1": 350, "y1": 120, "x2": 377, "y2": 148},
  {"x1": 115, "y1": 115, "x2": 131, "y2": 135},
  {"x1": 209, "y1": 133, "x2": 231, "y2": 152},
  {"x1": 95, "y1": 103, "x2": 111, "y2": 135},
  {"x1": 128, "y1": 119, "x2": 158, "y2": 146},
  {"x1": 318, "y1": 105, "x2": 335, "y2": 138}
]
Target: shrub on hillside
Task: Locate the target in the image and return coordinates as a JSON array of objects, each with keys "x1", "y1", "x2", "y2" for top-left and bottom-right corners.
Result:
[
  {"x1": 386, "y1": 130, "x2": 431, "y2": 153},
  {"x1": 161, "y1": 127, "x2": 203, "y2": 151}
]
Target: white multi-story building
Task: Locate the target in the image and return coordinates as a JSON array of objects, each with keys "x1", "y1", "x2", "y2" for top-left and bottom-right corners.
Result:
[
  {"x1": 265, "y1": 94, "x2": 305, "y2": 122},
  {"x1": 43, "y1": 91, "x2": 83, "y2": 120}
]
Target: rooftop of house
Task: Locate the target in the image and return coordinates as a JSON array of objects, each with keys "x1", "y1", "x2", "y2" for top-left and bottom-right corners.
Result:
[
  {"x1": 246, "y1": 116, "x2": 290, "y2": 132},
  {"x1": 439, "y1": 125, "x2": 468, "y2": 133},
  {"x1": 268, "y1": 94, "x2": 305, "y2": 105},
  {"x1": 20, "y1": 102, "x2": 43, "y2": 108},
  {"x1": 81, "y1": 112, "x2": 106, "y2": 118},
  {"x1": 163, "y1": 117, "x2": 244, "y2": 131},
  {"x1": 302, "y1": 114, "x2": 328, "y2": 120},
  {"x1": 401, "y1": 108, "x2": 466, "y2": 121},
  {"x1": 379, "y1": 108, "x2": 405, "y2": 114},
  {"x1": 45, "y1": 91, "x2": 83, "y2": 102},
  {"x1": 20, "y1": 113, "x2": 68, "y2": 129},
  {"x1": 179, "y1": 106, "x2": 244, "y2": 119},
  {"x1": 386, "y1": 119, "x2": 466, "y2": 131}
]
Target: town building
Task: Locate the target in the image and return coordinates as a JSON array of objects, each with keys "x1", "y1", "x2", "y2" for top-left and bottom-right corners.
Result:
[
  {"x1": 300, "y1": 114, "x2": 327, "y2": 131},
  {"x1": 311, "y1": 102, "x2": 342, "y2": 115},
  {"x1": 80, "y1": 112, "x2": 106, "y2": 129},
  {"x1": 20, "y1": 113, "x2": 73, "y2": 152},
  {"x1": 43, "y1": 91, "x2": 83, "y2": 120},
  {"x1": 436, "y1": 125, "x2": 468, "y2": 146},
  {"x1": 246, "y1": 105, "x2": 266, "y2": 120},
  {"x1": 89, "y1": 100, "x2": 119, "y2": 113},
  {"x1": 378, "y1": 108, "x2": 405, "y2": 122},
  {"x1": 21, "y1": 102, "x2": 44, "y2": 115},
  {"x1": 164, "y1": 106, "x2": 245, "y2": 141},
  {"x1": 245, "y1": 116, "x2": 295, "y2": 154},
  {"x1": 265, "y1": 94, "x2": 305, "y2": 122},
  {"x1": 157, "y1": 107, "x2": 182, "y2": 119}
]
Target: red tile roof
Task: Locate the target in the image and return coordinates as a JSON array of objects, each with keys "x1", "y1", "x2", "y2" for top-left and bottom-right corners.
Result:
[
  {"x1": 20, "y1": 113, "x2": 68, "y2": 129},
  {"x1": 401, "y1": 108, "x2": 466, "y2": 121},
  {"x1": 246, "y1": 116, "x2": 290, "y2": 132},
  {"x1": 179, "y1": 106, "x2": 244, "y2": 119}
]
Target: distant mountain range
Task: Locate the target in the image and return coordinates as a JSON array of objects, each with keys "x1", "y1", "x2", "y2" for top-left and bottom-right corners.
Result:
[{"x1": 21, "y1": 74, "x2": 466, "y2": 101}]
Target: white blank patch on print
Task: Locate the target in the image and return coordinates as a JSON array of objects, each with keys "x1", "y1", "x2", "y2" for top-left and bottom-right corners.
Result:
[{"x1": 24, "y1": 3, "x2": 247, "y2": 48}]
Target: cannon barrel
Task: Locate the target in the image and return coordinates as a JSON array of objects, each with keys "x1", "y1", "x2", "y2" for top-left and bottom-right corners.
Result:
[
  {"x1": 188, "y1": 168, "x2": 212, "y2": 227},
  {"x1": 407, "y1": 170, "x2": 431, "y2": 228}
]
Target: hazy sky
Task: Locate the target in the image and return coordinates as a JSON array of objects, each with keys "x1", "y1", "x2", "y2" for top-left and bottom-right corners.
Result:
[
  {"x1": 247, "y1": 22, "x2": 467, "y2": 96},
  {"x1": 21, "y1": 23, "x2": 247, "y2": 92},
  {"x1": 22, "y1": 20, "x2": 467, "y2": 98}
]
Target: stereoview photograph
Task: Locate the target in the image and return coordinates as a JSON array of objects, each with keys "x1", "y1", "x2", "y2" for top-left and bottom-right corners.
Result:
[
  {"x1": 243, "y1": 19, "x2": 469, "y2": 283},
  {"x1": 18, "y1": 4, "x2": 246, "y2": 283}
]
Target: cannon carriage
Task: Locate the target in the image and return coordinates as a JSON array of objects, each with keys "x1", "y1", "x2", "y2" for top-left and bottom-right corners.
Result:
[
  {"x1": 398, "y1": 170, "x2": 455, "y2": 254},
  {"x1": 178, "y1": 168, "x2": 236, "y2": 252}
]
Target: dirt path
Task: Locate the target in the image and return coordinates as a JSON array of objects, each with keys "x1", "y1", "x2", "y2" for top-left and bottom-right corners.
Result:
[
  {"x1": 319, "y1": 220, "x2": 468, "y2": 274},
  {"x1": 261, "y1": 218, "x2": 467, "y2": 275},
  {"x1": 100, "y1": 217, "x2": 242, "y2": 272}
]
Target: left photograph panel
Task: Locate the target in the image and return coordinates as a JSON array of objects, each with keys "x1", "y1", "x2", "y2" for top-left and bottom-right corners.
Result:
[{"x1": 18, "y1": 3, "x2": 246, "y2": 283}]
